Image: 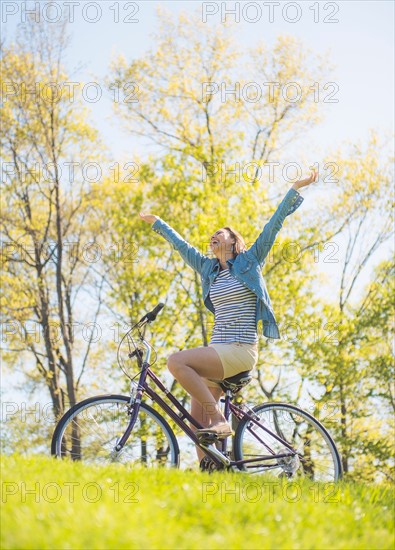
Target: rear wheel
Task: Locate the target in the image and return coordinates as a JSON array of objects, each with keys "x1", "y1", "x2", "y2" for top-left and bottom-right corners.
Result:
[
  {"x1": 51, "y1": 395, "x2": 180, "y2": 468},
  {"x1": 233, "y1": 403, "x2": 342, "y2": 482}
]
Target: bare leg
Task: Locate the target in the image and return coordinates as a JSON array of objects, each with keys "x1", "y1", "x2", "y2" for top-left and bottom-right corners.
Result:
[
  {"x1": 167, "y1": 346, "x2": 227, "y2": 426},
  {"x1": 189, "y1": 388, "x2": 223, "y2": 463}
]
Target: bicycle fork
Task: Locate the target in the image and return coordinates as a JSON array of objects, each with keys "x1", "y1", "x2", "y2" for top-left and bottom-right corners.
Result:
[{"x1": 111, "y1": 369, "x2": 148, "y2": 457}]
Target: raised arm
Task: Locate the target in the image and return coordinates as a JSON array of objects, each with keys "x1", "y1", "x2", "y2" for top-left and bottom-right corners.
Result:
[
  {"x1": 248, "y1": 170, "x2": 317, "y2": 266},
  {"x1": 139, "y1": 212, "x2": 210, "y2": 276}
]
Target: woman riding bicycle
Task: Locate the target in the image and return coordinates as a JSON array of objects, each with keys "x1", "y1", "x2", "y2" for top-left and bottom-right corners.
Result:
[{"x1": 139, "y1": 170, "x2": 317, "y2": 460}]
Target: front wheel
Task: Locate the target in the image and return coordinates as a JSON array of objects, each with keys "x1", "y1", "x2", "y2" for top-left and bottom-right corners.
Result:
[
  {"x1": 233, "y1": 402, "x2": 342, "y2": 482},
  {"x1": 51, "y1": 395, "x2": 180, "y2": 468}
]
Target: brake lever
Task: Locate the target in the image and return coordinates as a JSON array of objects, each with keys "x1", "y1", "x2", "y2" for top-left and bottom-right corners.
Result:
[{"x1": 128, "y1": 348, "x2": 144, "y2": 360}]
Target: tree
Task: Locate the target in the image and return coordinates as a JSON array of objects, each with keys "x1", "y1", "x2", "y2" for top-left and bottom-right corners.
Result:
[
  {"x1": 103, "y1": 8, "x2": 394, "y2": 478},
  {"x1": 1, "y1": 14, "x2": 106, "y2": 437},
  {"x1": 104, "y1": 6, "x2": 334, "y2": 347},
  {"x1": 290, "y1": 133, "x2": 394, "y2": 479}
]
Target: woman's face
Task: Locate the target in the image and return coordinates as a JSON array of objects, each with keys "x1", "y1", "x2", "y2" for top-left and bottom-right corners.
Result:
[{"x1": 209, "y1": 228, "x2": 235, "y2": 258}]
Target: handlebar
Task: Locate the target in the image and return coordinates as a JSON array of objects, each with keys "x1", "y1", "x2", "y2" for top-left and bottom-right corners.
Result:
[
  {"x1": 138, "y1": 302, "x2": 165, "y2": 324},
  {"x1": 120, "y1": 303, "x2": 164, "y2": 369}
]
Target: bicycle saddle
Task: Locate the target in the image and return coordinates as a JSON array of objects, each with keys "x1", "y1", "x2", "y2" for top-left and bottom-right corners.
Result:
[{"x1": 218, "y1": 371, "x2": 252, "y2": 393}]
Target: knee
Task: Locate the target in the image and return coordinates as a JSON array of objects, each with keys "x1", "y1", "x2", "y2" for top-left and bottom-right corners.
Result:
[{"x1": 167, "y1": 352, "x2": 183, "y2": 377}]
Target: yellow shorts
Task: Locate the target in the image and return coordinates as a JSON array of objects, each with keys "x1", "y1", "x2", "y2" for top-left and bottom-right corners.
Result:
[{"x1": 204, "y1": 341, "x2": 259, "y2": 389}]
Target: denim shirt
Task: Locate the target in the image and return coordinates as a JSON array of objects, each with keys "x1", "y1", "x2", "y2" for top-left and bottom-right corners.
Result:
[{"x1": 151, "y1": 187, "x2": 304, "y2": 340}]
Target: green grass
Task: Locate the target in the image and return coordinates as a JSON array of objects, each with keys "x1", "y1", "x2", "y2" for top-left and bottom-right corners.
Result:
[{"x1": 1, "y1": 454, "x2": 393, "y2": 550}]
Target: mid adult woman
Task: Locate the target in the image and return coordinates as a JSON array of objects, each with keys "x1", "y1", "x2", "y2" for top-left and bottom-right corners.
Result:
[{"x1": 139, "y1": 170, "x2": 317, "y2": 461}]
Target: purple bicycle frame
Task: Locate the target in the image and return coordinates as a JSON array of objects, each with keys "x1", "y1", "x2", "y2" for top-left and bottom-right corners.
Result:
[{"x1": 115, "y1": 359, "x2": 299, "y2": 469}]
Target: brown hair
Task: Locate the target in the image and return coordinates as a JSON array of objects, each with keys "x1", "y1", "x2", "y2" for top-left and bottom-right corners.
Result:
[{"x1": 223, "y1": 226, "x2": 247, "y2": 257}]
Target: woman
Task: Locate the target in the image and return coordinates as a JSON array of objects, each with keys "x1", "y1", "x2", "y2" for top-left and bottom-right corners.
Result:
[{"x1": 139, "y1": 170, "x2": 317, "y2": 458}]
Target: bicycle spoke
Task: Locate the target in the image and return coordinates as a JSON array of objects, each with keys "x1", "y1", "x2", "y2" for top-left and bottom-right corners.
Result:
[
  {"x1": 234, "y1": 404, "x2": 341, "y2": 481},
  {"x1": 53, "y1": 397, "x2": 178, "y2": 467}
]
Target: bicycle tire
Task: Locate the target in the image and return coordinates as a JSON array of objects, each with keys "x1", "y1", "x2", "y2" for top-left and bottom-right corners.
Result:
[
  {"x1": 51, "y1": 394, "x2": 180, "y2": 468},
  {"x1": 233, "y1": 402, "x2": 342, "y2": 482}
]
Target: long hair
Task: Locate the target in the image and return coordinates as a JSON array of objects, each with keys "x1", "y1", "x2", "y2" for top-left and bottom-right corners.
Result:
[{"x1": 223, "y1": 226, "x2": 247, "y2": 257}]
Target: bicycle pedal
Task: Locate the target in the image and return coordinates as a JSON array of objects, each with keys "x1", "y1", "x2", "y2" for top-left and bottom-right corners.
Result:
[{"x1": 197, "y1": 432, "x2": 219, "y2": 444}]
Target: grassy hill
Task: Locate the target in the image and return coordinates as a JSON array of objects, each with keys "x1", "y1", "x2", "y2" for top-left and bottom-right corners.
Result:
[{"x1": 1, "y1": 454, "x2": 393, "y2": 549}]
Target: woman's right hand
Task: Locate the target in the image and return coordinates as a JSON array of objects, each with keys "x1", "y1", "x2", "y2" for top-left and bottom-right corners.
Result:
[{"x1": 139, "y1": 212, "x2": 159, "y2": 225}]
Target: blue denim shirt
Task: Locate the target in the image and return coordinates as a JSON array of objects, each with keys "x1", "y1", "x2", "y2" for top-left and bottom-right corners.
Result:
[{"x1": 151, "y1": 187, "x2": 304, "y2": 340}]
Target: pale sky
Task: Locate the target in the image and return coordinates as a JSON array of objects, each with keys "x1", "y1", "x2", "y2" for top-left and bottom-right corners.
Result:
[{"x1": 2, "y1": 1, "x2": 394, "y2": 159}]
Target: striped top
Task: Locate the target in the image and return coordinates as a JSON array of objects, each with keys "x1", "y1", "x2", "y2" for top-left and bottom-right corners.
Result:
[{"x1": 209, "y1": 268, "x2": 258, "y2": 344}]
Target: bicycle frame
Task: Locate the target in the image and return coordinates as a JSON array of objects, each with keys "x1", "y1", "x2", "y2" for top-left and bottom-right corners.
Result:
[{"x1": 115, "y1": 318, "x2": 299, "y2": 470}]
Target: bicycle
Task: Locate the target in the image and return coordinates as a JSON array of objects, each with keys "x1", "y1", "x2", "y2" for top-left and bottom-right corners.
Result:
[{"x1": 51, "y1": 303, "x2": 343, "y2": 481}]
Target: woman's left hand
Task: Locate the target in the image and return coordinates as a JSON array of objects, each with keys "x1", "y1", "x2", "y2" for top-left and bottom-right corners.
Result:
[{"x1": 293, "y1": 169, "x2": 318, "y2": 190}]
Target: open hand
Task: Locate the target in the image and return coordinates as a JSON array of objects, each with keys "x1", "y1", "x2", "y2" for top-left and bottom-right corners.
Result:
[
  {"x1": 294, "y1": 169, "x2": 318, "y2": 190},
  {"x1": 139, "y1": 212, "x2": 159, "y2": 224}
]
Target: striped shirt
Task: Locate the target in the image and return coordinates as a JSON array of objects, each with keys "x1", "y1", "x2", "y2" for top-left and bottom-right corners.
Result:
[{"x1": 209, "y1": 268, "x2": 258, "y2": 344}]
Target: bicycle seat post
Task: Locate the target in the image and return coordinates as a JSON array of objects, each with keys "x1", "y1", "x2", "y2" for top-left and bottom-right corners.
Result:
[{"x1": 222, "y1": 389, "x2": 233, "y2": 421}]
